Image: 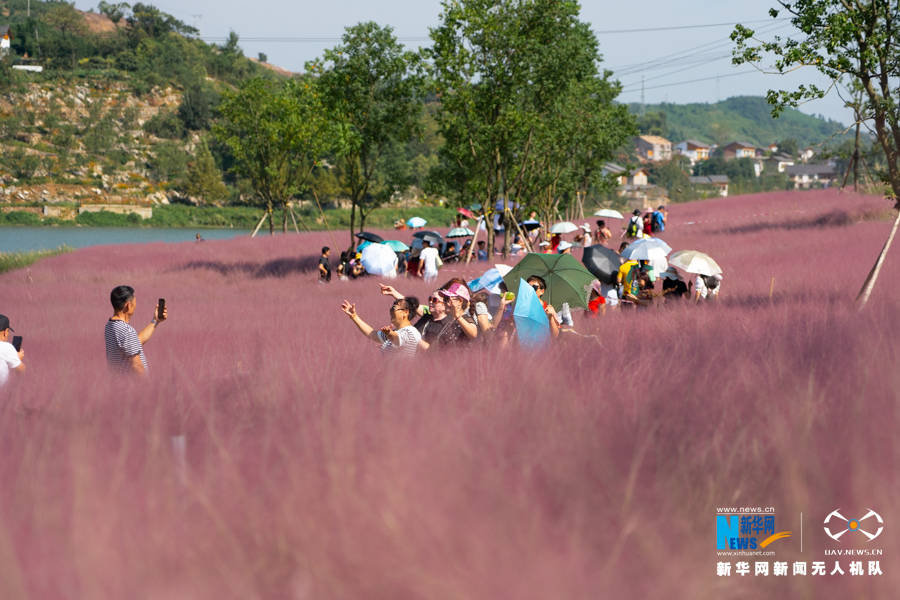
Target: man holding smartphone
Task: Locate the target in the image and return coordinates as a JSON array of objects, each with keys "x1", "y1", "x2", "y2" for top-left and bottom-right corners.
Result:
[
  {"x1": 0, "y1": 314, "x2": 25, "y2": 388},
  {"x1": 105, "y1": 286, "x2": 167, "y2": 376}
]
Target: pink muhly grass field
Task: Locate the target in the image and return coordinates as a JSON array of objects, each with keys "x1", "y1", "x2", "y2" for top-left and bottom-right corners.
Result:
[{"x1": 0, "y1": 189, "x2": 898, "y2": 599}]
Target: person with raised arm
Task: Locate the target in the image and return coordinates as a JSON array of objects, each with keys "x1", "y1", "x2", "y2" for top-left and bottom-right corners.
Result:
[
  {"x1": 105, "y1": 285, "x2": 168, "y2": 376},
  {"x1": 341, "y1": 296, "x2": 422, "y2": 358}
]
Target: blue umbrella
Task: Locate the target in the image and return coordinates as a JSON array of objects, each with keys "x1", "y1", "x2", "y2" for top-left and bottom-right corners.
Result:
[
  {"x1": 383, "y1": 239, "x2": 410, "y2": 252},
  {"x1": 407, "y1": 216, "x2": 427, "y2": 228},
  {"x1": 513, "y1": 278, "x2": 551, "y2": 348},
  {"x1": 468, "y1": 265, "x2": 512, "y2": 295},
  {"x1": 356, "y1": 240, "x2": 372, "y2": 251}
]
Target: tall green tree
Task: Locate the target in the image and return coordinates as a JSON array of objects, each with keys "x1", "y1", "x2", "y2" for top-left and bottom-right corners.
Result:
[
  {"x1": 429, "y1": 0, "x2": 627, "y2": 256},
  {"x1": 214, "y1": 77, "x2": 333, "y2": 234},
  {"x1": 309, "y1": 22, "x2": 425, "y2": 250},
  {"x1": 733, "y1": 1, "x2": 900, "y2": 306},
  {"x1": 183, "y1": 138, "x2": 228, "y2": 204}
]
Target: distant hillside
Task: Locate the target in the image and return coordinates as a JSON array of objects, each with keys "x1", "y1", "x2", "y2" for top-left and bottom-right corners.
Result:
[{"x1": 629, "y1": 96, "x2": 848, "y2": 149}]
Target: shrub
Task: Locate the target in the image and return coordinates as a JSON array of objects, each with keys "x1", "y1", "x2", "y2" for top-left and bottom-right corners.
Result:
[
  {"x1": 0, "y1": 210, "x2": 42, "y2": 225},
  {"x1": 75, "y1": 210, "x2": 139, "y2": 226},
  {"x1": 143, "y1": 109, "x2": 184, "y2": 139}
]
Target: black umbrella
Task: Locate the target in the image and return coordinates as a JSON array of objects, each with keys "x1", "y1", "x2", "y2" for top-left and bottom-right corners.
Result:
[
  {"x1": 412, "y1": 230, "x2": 444, "y2": 246},
  {"x1": 355, "y1": 231, "x2": 384, "y2": 243},
  {"x1": 582, "y1": 244, "x2": 623, "y2": 285},
  {"x1": 519, "y1": 219, "x2": 541, "y2": 231}
]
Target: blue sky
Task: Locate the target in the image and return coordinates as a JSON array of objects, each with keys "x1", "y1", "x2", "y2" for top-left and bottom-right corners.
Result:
[{"x1": 74, "y1": 0, "x2": 852, "y2": 125}]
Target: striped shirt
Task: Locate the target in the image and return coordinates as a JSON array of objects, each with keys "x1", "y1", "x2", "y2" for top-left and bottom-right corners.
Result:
[
  {"x1": 105, "y1": 319, "x2": 148, "y2": 373},
  {"x1": 377, "y1": 325, "x2": 421, "y2": 358}
]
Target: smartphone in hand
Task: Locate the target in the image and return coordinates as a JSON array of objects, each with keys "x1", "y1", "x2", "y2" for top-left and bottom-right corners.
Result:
[
  {"x1": 12, "y1": 336, "x2": 22, "y2": 351},
  {"x1": 157, "y1": 298, "x2": 166, "y2": 320}
]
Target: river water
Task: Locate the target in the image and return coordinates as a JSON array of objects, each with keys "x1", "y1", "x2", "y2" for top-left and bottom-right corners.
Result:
[{"x1": 0, "y1": 227, "x2": 251, "y2": 253}]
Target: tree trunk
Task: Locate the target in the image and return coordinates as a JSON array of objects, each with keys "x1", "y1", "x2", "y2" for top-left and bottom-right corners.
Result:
[
  {"x1": 267, "y1": 201, "x2": 274, "y2": 236},
  {"x1": 282, "y1": 205, "x2": 288, "y2": 233},
  {"x1": 856, "y1": 206, "x2": 900, "y2": 309},
  {"x1": 486, "y1": 211, "x2": 495, "y2": 257},
  {"x1": 348, "y1": 202, "x2": 357, "y2": 253}
]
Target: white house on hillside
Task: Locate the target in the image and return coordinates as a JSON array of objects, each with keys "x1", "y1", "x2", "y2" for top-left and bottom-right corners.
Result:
[
  {"x1": 635, "y1": 135, "x2": 672, "y2": 162},
  {"x1": 785, "y1": 163, "x2": 836, "y2": 188},
  {"x1": 674, "y1": 140, "x2": 711, "y2": 165},
  {"x1": 721, "y1": 141, "x2": 757, "y2": 160},
  {"x1": 602, "y1": 162, "x2": 649, "y2": 187}
]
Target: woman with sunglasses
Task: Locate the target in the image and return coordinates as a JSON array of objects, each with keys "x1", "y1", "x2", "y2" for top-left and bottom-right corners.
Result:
[
  {"x1": 379, "y1": 283, "x2": 449, "y2": 346},
  {"x1": 526, "y1": 276, "x2": 560, "y2": 338},
  {"x1": 340, "y1": 296, "x2": 422, "y2": 358}
]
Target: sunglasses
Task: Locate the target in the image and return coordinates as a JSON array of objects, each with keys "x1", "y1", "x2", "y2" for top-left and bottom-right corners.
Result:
[
  {"x1": 530, "y1": 284, "x2": 543, "y2": 291},
  {"x1": 428, "y1": 296, "x2": 444, "y2": 303},
  {"x1": 390, "y1": 304, "x2": 408, "y2": 313}
]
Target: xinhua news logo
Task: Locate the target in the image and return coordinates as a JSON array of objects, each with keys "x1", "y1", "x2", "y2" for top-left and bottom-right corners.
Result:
[
  {"x1": 716, "y1": 514, "x2": 791, "y2": 551},
  {"x1": 824, "y1": 509, "x2": 884, "y2": 542}
]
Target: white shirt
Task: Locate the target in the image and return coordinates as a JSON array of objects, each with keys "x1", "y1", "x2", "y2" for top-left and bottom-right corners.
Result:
[
  {"x1": 694, "y1": 275, "x2": 720, "y2": 299},
  {"x1": 582, "y1": 232, "x2": 592, "y2": 247},
  {"x1": 377, "y1": 326, "x2": 422, "y2": 358},
  {"x1": 555, "y1": 302, "x2": 574, "y2": 327},
  {"x1": 599, "y1": 282, "x2": 619, "y2": 307},
  {"x1": 0, "y1": 340, "x2": 22, "y2": 387},
  {"x1": 419, "y1": 246, "x2": 440, "y2": 278}
]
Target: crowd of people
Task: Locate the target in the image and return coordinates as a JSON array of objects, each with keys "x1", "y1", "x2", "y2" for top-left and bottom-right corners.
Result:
[
  {"x1": 0, "y1": 205, "x2": 715, "y2": 380},
  {"x1": 339, "y1": 204, "x2": 725, "y2": 358}
]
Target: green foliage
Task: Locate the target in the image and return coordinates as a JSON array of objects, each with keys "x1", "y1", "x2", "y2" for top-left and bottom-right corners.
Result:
[
  {"x1": 143, "y1": 109, "x2": 184, "y2": 139},
  {"x1": 647, "y1": 156, "x2": 692, "y2": 203},
  {"x1": 694, "y1": 157, "x2": 757, "y2": 180},
  {"x1": 637, "y1": 111, "x2": 668, "y2": 137},
  {"x1": 0, "y1": 210, "x2": 43, "y2": 226},
  {"x1": 0, "y1": 55, "x2": 16, "y2": 91},
  {"x1": 81, "y1": 102, "x2": 118, "y2": 155},
  {"x1": 183, "y1": 139, "x2": 228, "y2": 203},
  {"x1": 3, "y1": 149, "x2": 42, "y2": 180},
  {"x1": 732, "y1": 2, "x2": 900, "y2": 197},
  {"x1": 127, "y1": 3, "x2": 198, "y2": 43},
  {"x1": 177, "y1": 81, "x2": 220, "y2": 131},
  {"x1": 98, "y1": 2, "x2": 130, "y2": 24},
  {"x1": 630, "y1": 97, "x2": 845, "y2": 148},
  {"x1": 146, "y1": 204, "x2": 260, "y2": 228},
  {"x1": 214, "y1": 77, "x2": 335, "y2": 233},
  {"x1": 311, "y1": 21, "x2": 425, "y2": 245},
  {"x1": 41, "y1": 2, "x2": 90, "y2": 69},
  {"x1": 148, "y1": 141, "x2": 189, "y2": 183},
  {"x1": 429, "y1": 0, "x2": 633, "y2": 252},
  {"x1": 75, "y1": 210, "x2": 142, "y2": 226},
  {"x1": 777, "y1": 138, "x2": 799, "y2": 155},
  {"x1": 0, "y1": 245, "x2": 72, "y2": 274}
]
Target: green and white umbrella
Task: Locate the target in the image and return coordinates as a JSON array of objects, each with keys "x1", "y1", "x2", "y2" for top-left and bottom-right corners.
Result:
[
  {"x1": 447, "y1": 227, "x2": 475, "y2": 238},
  {"x1": 502, "y1": 253, "x2": 595, "y2": 310}
]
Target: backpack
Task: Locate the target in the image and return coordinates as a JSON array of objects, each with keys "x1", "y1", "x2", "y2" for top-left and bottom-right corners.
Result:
[
  {"x1": 703, "y1": 275, "x2": 720, "y2": 291},
  {"x1": 626, "y1": 217, "x2": 640, "y2": 237}
]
